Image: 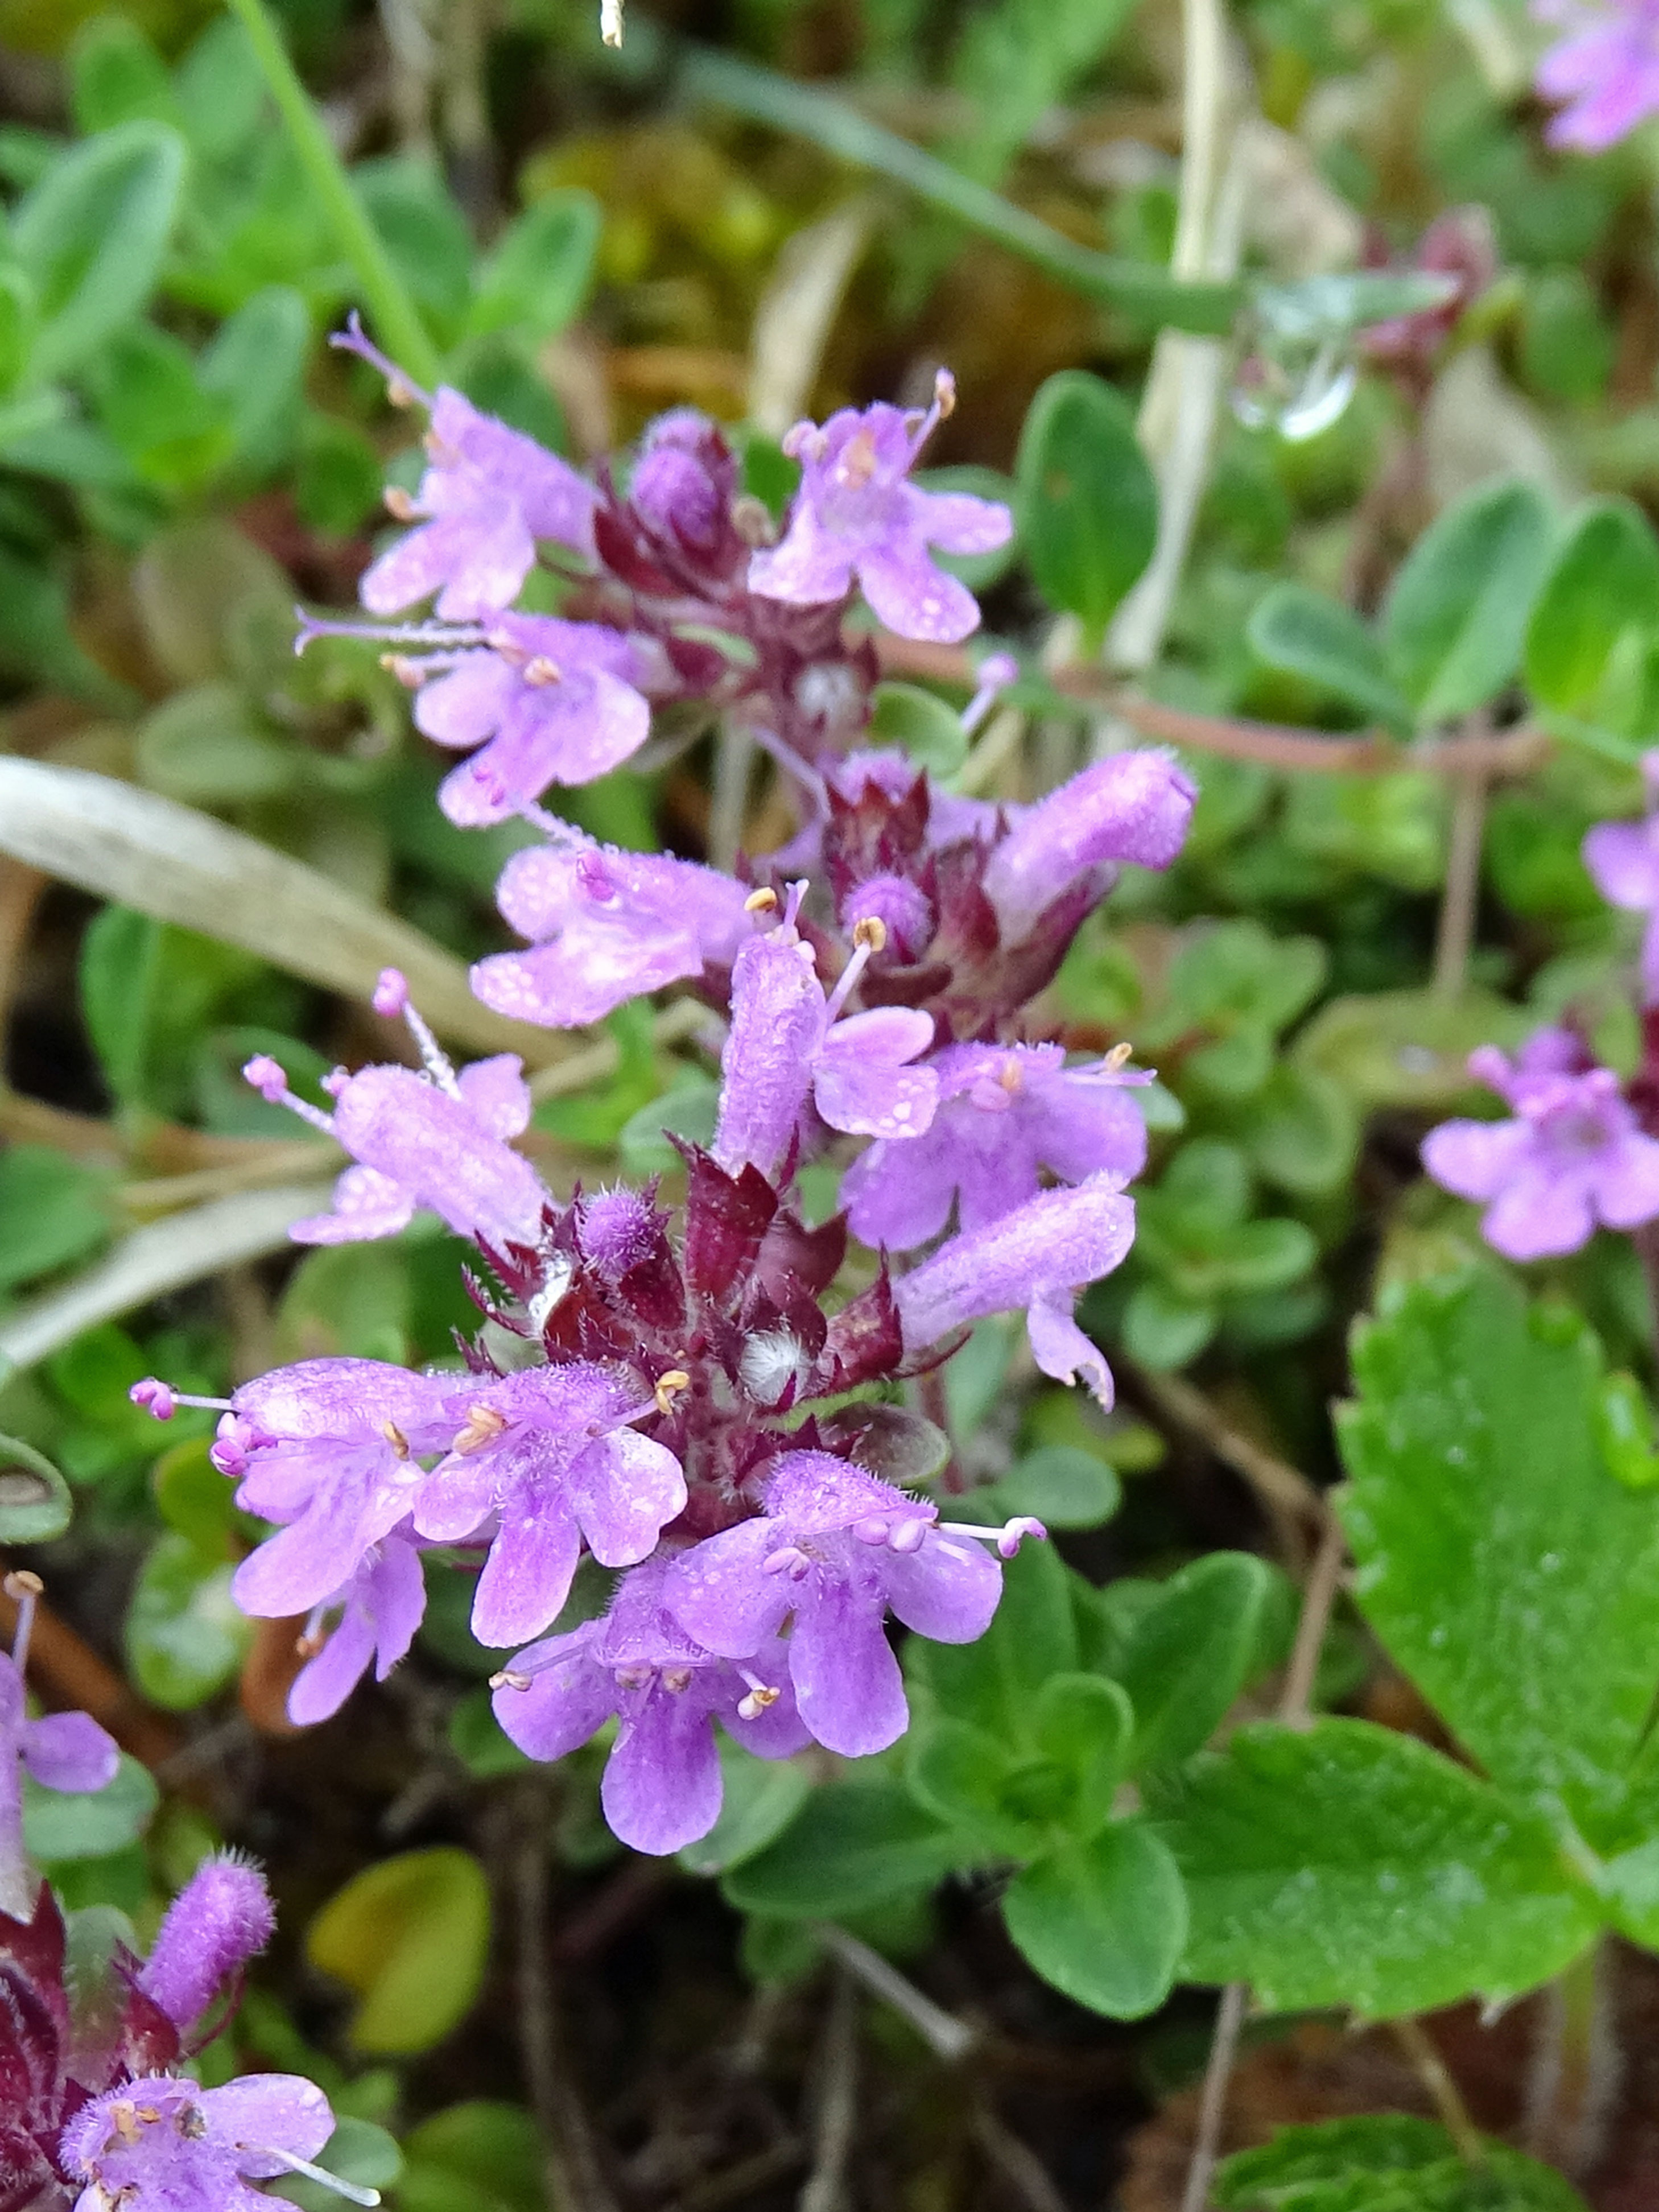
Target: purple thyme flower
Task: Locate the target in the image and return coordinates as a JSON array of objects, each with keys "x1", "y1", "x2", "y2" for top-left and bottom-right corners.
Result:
[
  {"x1": 0, "y1": 1600, "x2": 119, "y2": 1919},
  {"x1": 1583, "y1": 754, "x2": 1659, "y2": 1002},
  {"x1": 472, "y1": 828, "x2": 752, "y2": 1028},
  {"x1": 843, "y1": 1041, "x2": 1152, "y2": 1249},
  {"x1": 138, "y1": 1853, "x2": 275, "y2": 2035},
  {"x1": 414, "y1": 1364, "x2": 687, "y2": 1646},
  {"x1": 246, "y1": 969, "x2": 547, "y2": 1250},
  {"x1": 982, "y1": 749, "x2": 1198, "y2": 939},
  {"x1": 627, "y1": 408, "x2": 736, "y2": 558},
  {"x1": 287, "y1": 1530, "x2": 429, "y2": 1726},
  {"x1": 1422, "y1": 1026, "x2": 1659, "y2": 1260},
  {"x1": 60, "y1": 2072, "x2": 355, "y2": 2212},
  {"x1": 894, "y1": 1173, "x2": 1136, "y2": 1407},
  {"x1": 749, "y1": 374, "x2": 1012, "y2": 644},
  {"x1": 491, "y1": 1554, "x2": 807, "y2": 1854},
  {"x1": 665, "y1": 1452, "x2": 1040, "y2": 1757},
  {"x1": 335, "y1": 317, "x2": 595, "y2": 620},
  {"x1": 1533, "y1": 1, "x2": 1659, "y2": 152},
  {"x1": 712, "y1": 886, "x2": 937, "y2": 1181}
]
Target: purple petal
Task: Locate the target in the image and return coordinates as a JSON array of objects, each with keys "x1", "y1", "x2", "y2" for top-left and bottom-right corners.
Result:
[
  {"x1": 712, "y1": 928, "x2": 825, "y2": 1178},
  {"x1": 856, "y1": 539, "x2": 983, "y2": 644},
  {"x1": 840, "y1": 1135, "x2": 960, "y2": 1249},
  {"x1": 895, "y1": 1174, "x2": 1136, "y2": 1352},
  {"x1": 910, "y1": 485, "x2": 1013, "y2": 555},
  {"x1": 492, "y1": 1634, "x2": 616, "y2": 1759},
  {"x1": 1481, "y1": 1169, "x2": 1598, "y2": 1261},
  {"x1": 748, "y1": 504, "x2": 853, "y2": 607},
  {"x1": 289, "y1": 1165, "x2": 415, "y2": 1247},
  {"x1": 412, "y1": 652, "x2": 517, "y2": 749},
  {"x1": 1026, "y1": 1286, "x2": 1114, "y2": 1406},
  {"x1": 1592, "y1": 1130, "x2": 1659, "y2": 1229},
  {"x1": 662, "y1": 1520, "x2": 791, "y2": 1656},
  {"x1": 21, "y1": 1710, "x2": 119, "y2": 1795},
  {"x1": 1583, "y1": 820, "x2": 1659, "y2": 911},
  {"x1": 813, "y1": 1053, "x2": 938, "y2": 1143},
  {"x1": 364, "y1": 1538, "x2": 427, "y2": 1680},
  {"x1": 200, "y1": 2073, "x2": 335, "y2": 2173},
  {"x1": 472, "y1": 1498, "x2": 583, "y2": 1646},
  {"x1": 287, "y1": 1604, "x2": 375, "y2": 1726},
  {"x1": 602, "y1": 1683, "x2": 724, "y2": 1854},
  {"x1": 984, "y1": 750, "x2": 1197, "y2": 934},
  {"x1": 568, "y1": 1432, "x2": 687, "y2": 1567},
  {"x1": 1421, "y1": 1117, "x2": 1530, "y2": 1202},
  {"x1": 456, "y1": 1054, "x2": 531, "y2": 1139},
  {"x1": 787, "y1": 1570, "x2": 907, "y2": 1756},
  {"x1": 881, "y1": 1533, "x2": 1001, "y2": 1644}
]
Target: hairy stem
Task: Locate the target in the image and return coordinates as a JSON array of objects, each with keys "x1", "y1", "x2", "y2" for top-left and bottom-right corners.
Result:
[{"x1": 222, "y1": 0, "x2": 442, "y2": 386}]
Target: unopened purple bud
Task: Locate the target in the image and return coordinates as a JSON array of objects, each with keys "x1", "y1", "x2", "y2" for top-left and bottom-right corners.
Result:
[
  {"x1": 244, "y1": 1055, "x2": 288, "y2": 1103},
  {"x1": 373, "y1": 968, "x2": 410, "y2": 1018},
  {"x1": 841, "y1": 874, "x2": 932, "y2": 963},
  {"x1": 131, "y1": 1378, "x2": 176, "y2": 1420},
  {"x1": 139, "y1": 1851, "x2": 275, "y2": 2032}
]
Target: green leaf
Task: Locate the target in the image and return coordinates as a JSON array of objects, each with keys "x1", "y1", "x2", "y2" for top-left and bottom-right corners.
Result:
[
  {"x1": 398, "y1": 2103, "x2": 543, "y2": 2212},
  {"x1": 1158, "y1": 1718, "x2": 1598, "y2": 2016},
  {"x1": 0, "y1": 267, "x2": 37, "y2": 399},
  {"x1": 1001, "y1": 1823, "x2": 1186, "y2": 2018},
  {"x1": 86, "y1": 321, "x2": 234, "y2": 490},
  {"x1": 0, "y1": 1433, "x2": 72, "y2": 1544},
  {"x1": 908, "y1": 1718, "x2": 1041, "y2": 1857},
  {"x1": 1336, "y1": 1269, "x2": 1659, "y2": 1815},
  {"x1": 985, "y1": 1445, "x2": 1121, "y2": 1530},
  {"x1": 307, "y1": 1847, "x2": 492, "y2": 2054},
  {"x1": 134, "y1": 682, "x2": 298, "y2": 806},
  {"x1": 1117, "y1": 1553, "x2": 1272, "y2": 1772},
  {"x1": 1382, "y1": 479, "x2": 1556, "y2": 725},
  {"x1": 1247, "y1": 585, "x2": 1412, "y2": 735},
  {"x1": 1122, "y1": 1278, "x2": 1217, "y2": 1371},
  {"x1": 1016, "y1": 370, "x2": 1157, "y2": 644},
  {"x1": 1215, "y1": 2115, "x2": 1590, "y2": 2212},
  {"x1": 200, "y1": 285, "x2": 310, "y2": 481},
  {"x1": 70, "y1": 15, "x2": 178, "y2": 135},
  {"x1": 1525, "y1": 499, "x2": 1659, "y2": 714},
  {"x1": 1294, "y1": 989, "x2": 1529, "y2": 1113},
  {"x1": 24, "y1": 1753, "x2": 156, "y2": 1864},
  {"x1": 124, "y1": 1532, "x2": 250, "y2": 1711},
  {"x1": 12, "y1": 120, "x2": 187, "y2": 384},
  {"x1": 677, "y1": 1741, "x2": 812, "y2": 1876},
  {"x1": 0, "y1": 1145, "x2": 110, "y2": 1292},
  {"x1": 722, "y1": 1779, "x2": 965, "y2": 1918},
  {"x1": 1032, "y1": 1672, "x2": 1134, "y2": 1838},
  {"x1": 1596, "y1": 1371, "x2": 1659, "y2": 1490},
  {"x1": 469, "y1": 189, "x2": 601, "y2": 341},
  {"x1": 1236, "y1": 1063, "x2": 1360, "y2": 1199},
  {"x1": 151, "y1": 1437, "x2": 238, "y2": 1553},
  {"x1": 867, "y1": 681, "x2": 968, "y2": 777}
]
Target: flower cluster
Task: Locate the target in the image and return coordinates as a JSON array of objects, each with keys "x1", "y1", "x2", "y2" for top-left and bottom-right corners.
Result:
[
  {"x1": 0, "y1": 1846, "x2": 369, "y2": 2212},
  {"x1": 1533, "y1": 0, "x2": 1659, "y2": 152},
  {"x1": 130, "y1": 342, "x2": 1202, "y2": 1858},
  {"x1": 1421, "y1": 759, "x2": 1659, "y2": 1258}
]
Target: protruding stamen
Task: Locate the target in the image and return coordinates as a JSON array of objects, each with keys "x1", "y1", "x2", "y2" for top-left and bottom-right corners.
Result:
[
  {"x1": 329, "y1": 312, "x2": 432, "y2": 413},
  {"x1": 490, "y1": 1669, "x2": 531, "y2": 1692},
  {"x1": 600, "y1": 0, "x2": 624, "y2": 43},
  {"x1": 523, "y1": 657, "x2": 562, "y2": 687},
  {"x1": 383, "y1": 486, "x2": 417, "y2": 522},
  {"x1": 736, "y1": 1669, "x2": 782, "y2": 1721},
  {"x1": 853, "y1": 1517, "x2": 890, "y2": 1546},
  {"x1": 1105, "y1": 1041, "x2": 1134, "y2": 1071},
  {"x1": 254, "y1": 2143, "x2": 382, "y2": 2207},
  {"x1": 452, "y1": 1405, "x2": 508, "y2": 1455},
  {"x1": 936, "y1": 1516, "x2": 1048, "y2": 1558},
  {"x1": 662, "y1": 1668, "x2": 693, "y2": 1694},
  {"x1": 745, "y1": 886, "x2": 779, "y2": 914},
  {"x1": 851, "y1": 915, "x2": 887, "y2": 955},
  {"x1": 762, "y1": 1545, "x2": 812, "y2": 1579},
  {"x1": 6, "y1": 1571, "x2": 43, "y2": 1681},
  {"x1": 373, "y1": 968, "x2": 410, "y2": 1019},
  {"x1": 130, "y1": 1380, "x2": 234, "y2": 1419},
  {"x1": 243, "y1": 1056, "x2": 337, "y2": 1137},
  {"x1": 381, "y1": 1421, "x2": 411, "y2": 1461},
  {"x1": 653, "y1": 1369, "x2": 691, "y2": 1416},
  {"x1": 823, "y1": 936, "x2": 876, "y2": 1025},
  {"x1": 961, "y1": 650, "x2": 1019, "y2": 740}
]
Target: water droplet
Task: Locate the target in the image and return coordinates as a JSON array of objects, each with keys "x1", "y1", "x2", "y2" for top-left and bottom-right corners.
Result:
[{"x1": 1231, "y1": 336, "x2": 1357, "y2": 443}]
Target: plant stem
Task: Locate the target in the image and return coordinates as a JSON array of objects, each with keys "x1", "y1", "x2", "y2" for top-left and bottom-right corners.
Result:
[
  {"x1": 1276, "y1": 1514, "x2": 1346, "y2": 1727},
  {"x1": 1524, "y1": 1937, "x2": 1623, "y2": 2177},
  {"x1": 1180, "y1": 1980, "x2": 1247, "y2": 2212},
  {"x1": 677, "y1": 46, "x2": 1242, "y2": 335},
  {"x1": 1389, "y1": 2017, "x2": 1485, "y2": 2165},
  {"x1": 811, "y1": 1922, "x2": 977, "y2": 2062},
  {"x1": 798, "y1": 1966, "x2": 860, "y2": 2212},
  {"x1": 513, "y1": 1802, "x2": 622, "y2": 2212},
  {"x1": 222, "y1": 0, "x2": 442, "y2": 387},
  {"x1": 1432, "y1": 761, "x2": 1489, "y2": 1001}
]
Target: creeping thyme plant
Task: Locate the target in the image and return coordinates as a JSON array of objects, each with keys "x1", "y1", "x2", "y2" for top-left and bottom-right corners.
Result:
[{"x1": 27, "y1": 0, "x2": 1659, "y2": 2205}]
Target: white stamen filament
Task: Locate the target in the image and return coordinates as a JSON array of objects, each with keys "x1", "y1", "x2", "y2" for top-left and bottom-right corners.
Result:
[
  {"x1": 253, "y1": 2145, "x2": 381, "y2": 2206},
  {"x1": 5, "y1": 1571, "x2": 42, "y2": 1680},
  {"x1": 822, "y1": 937, "x2": 876, "y2": 1025}
]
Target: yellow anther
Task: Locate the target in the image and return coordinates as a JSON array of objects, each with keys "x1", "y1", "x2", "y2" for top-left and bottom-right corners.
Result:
[
  {"x1": 383, "y1": 486, "x2": 416, "y2": 521},
  {"x1": 738, "y1": 1685, "x2": 781, "y2": 1719},
  {"x1": 3, "y1": 1570, "x2": 43, "y2": 1602},
  {"x1": 745, "y1": 886, "x2": 779, "y2": 914},
  {"x1": 852, "y1": 915, "x2": 888, "y2": 954},
  {"x1": 1105, "y1": 1041, "x2": 1134, "y2": 1070},
  {"x1": 386, "y1": 375, "x2": 418, "y2": 409},
  {"x1": 381, "y1": 1421, "x2": 410, "y2": 1461},
  {"x1": 295, "y1": 1629, "x2": 326, "y2": 1660},
  {"x1": 523, "y1": 656, "x2": 562, "y2": 687},
  {"x1": 453, "y1": 1404, "x2": 508, "y2": 1454},
  {"x1": 997, "y1": 1058, "x2": 1022, "y2": 1092},
  {"x1": 654, "y1": 1368, "x2": 691, "y2": 1414},
  {"x1": 839, "y1": 427, "x2": 878, "y2": 488},
  {"x1": 933, "y1": 369, "x2": 956, "y2": 418},
  {"x1": 379, "y1": 653, "x2": 423, "y2": 688},
  {"x1": 490, "y1": 1669, "x2": 530, "y2": 1691}
]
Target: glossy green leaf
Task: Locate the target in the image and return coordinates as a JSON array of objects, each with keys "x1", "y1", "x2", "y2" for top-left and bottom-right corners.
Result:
[
  {"x1": 0, "y1": 1145, "x2": 110, "y2": 1292},
  {"x1": 1215, "y1": 2115, "x2": 1588, "y2": 2212},
  {"x1": 124, "y1": 1532, "x2": 250, "y2": 1710},
  {"x1": 907, "y1": 1717, "x2": 1042, "y2": 1856},
  {"x1": 1382, "y1": 478, "x2": 1555, "y2": 725},
  {"x1": 24, "y1": 1753, "x2": 155, "y2": 1864},
  {"x1": 1336, "y1": 1269, "x2": 1659, "y2": 1814},
  {"x1": 470, "y1": 189, "x2": 602, "y2": 341},
  {"x1": 1116, "y1": 1553, "x2": 1272, "y2": 1772},
  {"x1": 1596, "y1": 1371, "x2": 1659, "y2": 1490},
  {"x1": 985, "y1": 1445, "x2": 1121, "y2": 1530},
  {"x1": 398, "y1": 2103, "x2": 543, "y2": 2212},
  {"x1": 1016, "y1": 370, "x2": 1157, "y2": 643},
  {"x1": 1236, "y1": 1063, "x2": 1360, "y2": 1199},
  {"x1": 867, "y1": 681, "x2": 968, "y2": 777},
  {"x1": 151, "y1": 1437, "x2": 238, "y2": 1553},
  {"x1": 307, "y1": 1847, "x2": 492, "y2": 2054},
  {"x1": 1525, "y1": 498, "x2": 1659, "y2": 713},
  {"x1": 0, "y1": 266, "x2": 36, "y2": 398},
  {"x1": 1001, "y1": 1822, "x2": 1186, "y2": 2018},
  {"x1": 1158, "y1": 1718, "x2": 1597, "y2": 2016},
  {"x1": 721, "y1": 1778, "x2": 964, "y2": 1917},
  {"x1": 13, "y1": 120, "x2": 187, "y2": 383},
  {"x1": 677, "y1": 1741, "x2": 812, "y2": 1875},
  {"x1": 1121, "y1": 1281, "x2": 1216, "y2": 1371},
  {"x1": 1031, "y1": 1672, "x2": 1133, "y2": 1838},
  {"x1": 0, "y1": 1433, "x2": 72, "y2": 1544},
  {"x1": 1247, "y1": 585, "x2": 1412, "y2": 734}
]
